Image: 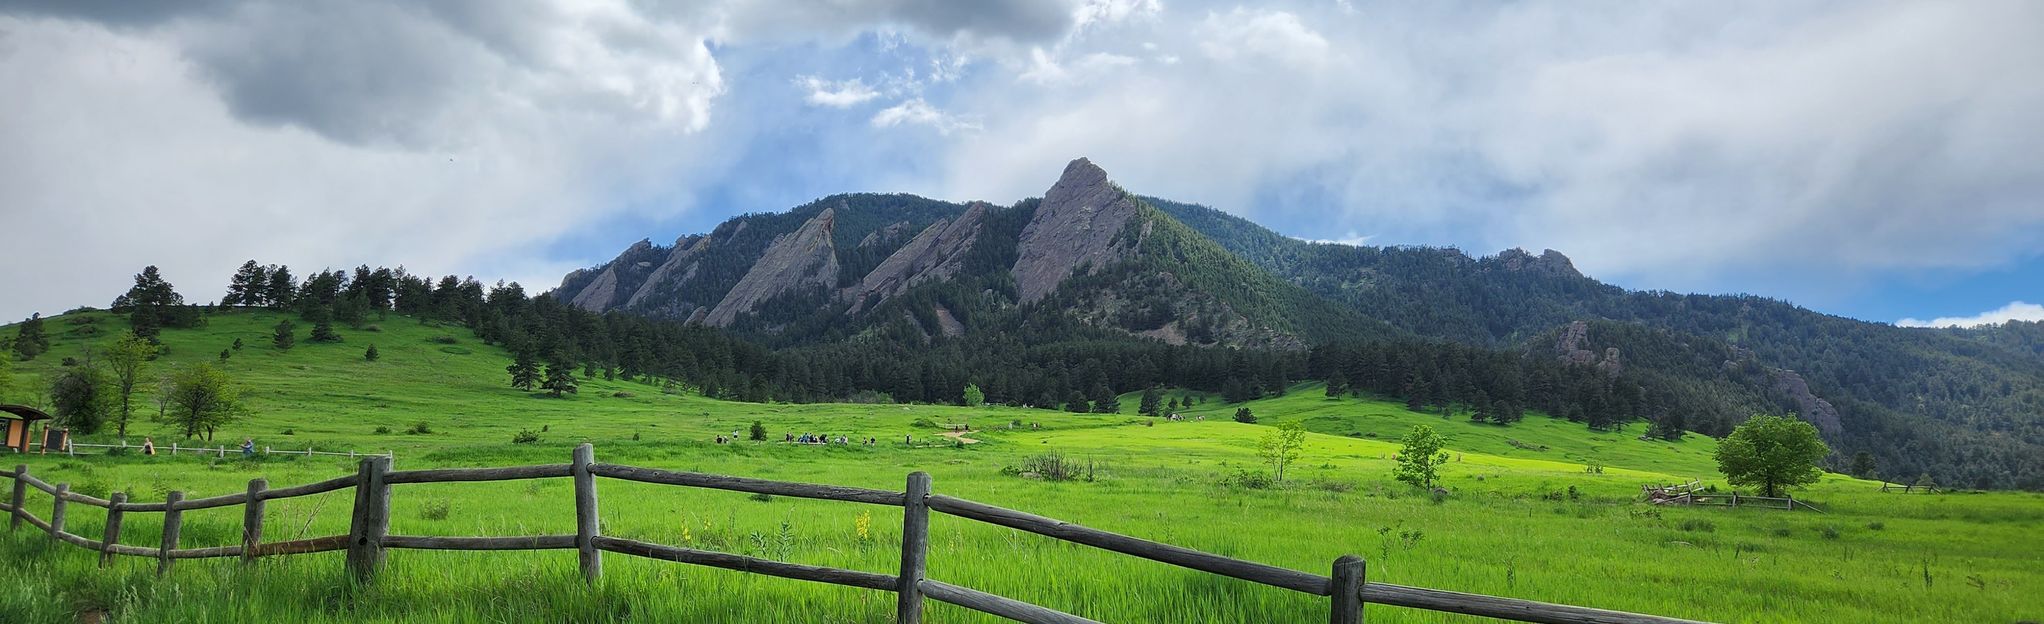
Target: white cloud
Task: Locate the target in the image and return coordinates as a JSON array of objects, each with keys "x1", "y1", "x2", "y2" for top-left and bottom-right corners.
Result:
[
  {"x1": 1197, "y1": 8, "x2": 1330, "y2": 67},
  {"x1": 1897, "y1": 302, "x2": 2044, "y2": 328},
  {"x1": 936, "y1": 1, "x2": 2044, "y2": 301},
  {"x1": 871, "y1": 98, "x2": 980, "y2": 134},
  {"x1": 1298, "y1": 232, "x2": 1374, "y2": 247},
  {"x1": 796, "y1": 75, "x2": 881, "y2": 107}
]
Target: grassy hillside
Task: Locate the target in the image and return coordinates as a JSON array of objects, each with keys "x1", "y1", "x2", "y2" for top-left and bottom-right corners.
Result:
[{"x1": 0, "y1": 311, "x2": 2038, "y2": 623}]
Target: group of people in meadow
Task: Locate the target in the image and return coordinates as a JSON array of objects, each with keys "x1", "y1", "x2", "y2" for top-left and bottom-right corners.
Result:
[{"x1": 786, "y1": 432, "x2": 875, "y2": 446}]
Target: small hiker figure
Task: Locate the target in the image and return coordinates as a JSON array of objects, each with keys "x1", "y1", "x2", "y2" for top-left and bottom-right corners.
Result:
[
  {"x1": 242, "y1": 437, "x2": 256, "y2": 458},
  {"x1": 141, "y1": 437, "x2": 156, "y2": 456}
]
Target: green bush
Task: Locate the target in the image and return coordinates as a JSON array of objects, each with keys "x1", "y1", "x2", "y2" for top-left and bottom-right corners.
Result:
[{"x1": 511, "y1": 429, "x2": 541, "y2": 444}]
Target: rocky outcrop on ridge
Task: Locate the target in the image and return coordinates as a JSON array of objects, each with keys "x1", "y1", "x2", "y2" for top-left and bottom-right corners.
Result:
[
  {"x1": 1012, "y1": 158, "x2": 1141, "y2": 304},
  {"x1": 703, "y1": 207, "x2": 841, "y2": 326},
  {"x1": 843, "y1": 204, "x2": 987, "y2": 313}
]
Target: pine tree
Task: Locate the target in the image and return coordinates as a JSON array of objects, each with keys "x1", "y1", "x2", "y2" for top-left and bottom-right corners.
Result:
[
  {"x1": 1325, "y1": 371, "x2": 1348, "y2": 397},
  {"x1": 542, "y1": 355, "x2": 579, "y2": 397},
  {"x1": 265, "y1": 265, "x2": 297, "y2": 310},
  {"x1": 1166, "y1": 397, "x2": 1180, "y2": 413},
  {"x1": 308, "y1": 305, "x2": 342, "y2": 343},
  {"x1": 507, "y1": 348, "x2": 540, "y2": 391},
  {"x1": 271, "y1": 320, "x2": 295, "y2": 350},
  {"x1": 232, "y1": 338, "x2": 244, "y2": 351},
  {"x1": 365, "y1": 344, "x2": 380, "y2": 361},
  {"x1": 12, "y1": 313, "x2": 49, "y2": 360},
  {"x1": 1233, "y1": 407, "x2": 1257, "y2": 424},
  {"x1": 119, "y1": 266, "x2": 186, "y2": 338},
  {"x1": 1849, "y1": 451, "x2": 1876, "y2": 479},
  {"x1": 225, "y1": 260, "x2": 268, "y2": 306},
  {"x1": 1065, "y1": 391, "x2": 1090, "y2": 414},
  {"x1": 219, "y1": 349, "x2": 230, "y2": 362},
  {"x1": 749, "y1": 420, "x2": 767, "y2": 441},
  {"x1": 1089, "y1": 383, "x2": 1121, "y2": 414},
  {"x1": 1138, "y1": 386, "x2": 1162, "y2": 415}
]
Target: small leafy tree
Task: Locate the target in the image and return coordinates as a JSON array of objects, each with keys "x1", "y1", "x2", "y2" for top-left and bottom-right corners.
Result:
[
  {"x1": 749, "y1": 420, "x2": 767, "y2": 441},
  {"x1": 219, "y1": 349, "x2": 230, "y2": 362},
  {"x1": 1257, "y1": 421, "x2": 1307, "y2": 483},
  {"x1": 365, "y1": 344, "x2": 380, "y2": 361},
  {"x1": 50, "y1": 367, "x2": 110, "y2": 434},
  {"x1": 1393, "y1": 424, "x2": 1450, "y2": 490},
  {"x1": 271, "y1": 319, "x2": 295, "y2": 350},
  {"x1": 159, "y1": 363, "x2": 245, "y2": 440},
  {"x1": 962, "y1": 383, "x2": 985, "y2": 408},
  {"x1": 232, "y1": 337, "x2": 244, "y2": 351},
  {"x1": 1233, "y1": 407, "x2": 1256, "y2": 424},
  {"x1": 102, "y1": 330, "x2": 159, "y2": 437},
  {"x1": 1714, "y1": 414, "x2": 1828, "y2": 497}
]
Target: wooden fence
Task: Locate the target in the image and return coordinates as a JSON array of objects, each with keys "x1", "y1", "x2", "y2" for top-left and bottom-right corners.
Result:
[
  {"x1": 1, "y1": 444, "x2": 1709, "y2": 624},
  {"x1": 1877, "y1": 481, "x2": 1937, "y2": 494},
  {"x1": 38, "y1": 439, "x2": 392, "y2": 460}
]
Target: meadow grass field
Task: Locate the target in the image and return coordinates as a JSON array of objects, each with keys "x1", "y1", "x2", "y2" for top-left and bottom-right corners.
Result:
[{"x1": 0, "y1": 310, "x2": 2038, "y2": 623}]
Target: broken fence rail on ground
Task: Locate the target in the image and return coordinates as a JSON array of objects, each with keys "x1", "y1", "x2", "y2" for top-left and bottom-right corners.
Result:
[
  {"x1": 40, "y1": 441, "x2": 393, "y2": 460},
  {"x1": 2, "y1": 445, "x2": 1709, "y2": 624}
]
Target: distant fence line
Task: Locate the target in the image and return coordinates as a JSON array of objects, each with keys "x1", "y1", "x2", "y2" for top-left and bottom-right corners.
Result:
[
  {"x1": 3, "y1": 445, "x2": 1708, "y2": 624},
  {"x1": 1641, "y1": 480, "x2": 1824, "y2": 513},
  {"x1": 33, "y1": 440, "x2": 393, "y2": 461}
]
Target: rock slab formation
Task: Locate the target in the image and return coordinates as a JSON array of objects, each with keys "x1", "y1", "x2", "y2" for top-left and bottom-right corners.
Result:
[
  {"x1": 1012, "y1": 158, "x2": 1140, "y2": 304},
  {"x1": 703, "y1": 207, "x2": 841, "y2": 326},
  {"x1": 844, "y1": 204, "x2": 987, "y2": 313}
]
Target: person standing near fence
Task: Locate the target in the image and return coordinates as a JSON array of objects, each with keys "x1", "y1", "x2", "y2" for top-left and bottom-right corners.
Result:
[
  {"x1": 242, "y1": 437, "x2": 255, "y2": 458},
  {"x1": 141, "y1": 437, "x2": 156, "y2": 456}
]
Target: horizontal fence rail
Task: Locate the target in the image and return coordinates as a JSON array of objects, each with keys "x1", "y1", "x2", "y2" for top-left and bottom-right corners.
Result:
[
  {"x1": 40, "y1": 441, "x2": 393, "y2": 460},
  {"x1": 1, "y1": 447, "x2": 1712, "y2": 624}
]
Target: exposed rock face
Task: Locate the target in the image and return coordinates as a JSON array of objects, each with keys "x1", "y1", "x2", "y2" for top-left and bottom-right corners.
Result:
[
  {"x1": 1494, "y1": 248, "x2": 1583, "y2": 278},
  {"x1": 703, "y1": 207, "x2": 840, "y2": 326},
  {"x1": 623, "y1": 234, "x2": 711, "y2": 310},
  {"x1": 562, "y1": 239, "x2": 656, "y2": 312},
  {"x1": 1768, "y1": 368, "x2": 1845, "y2": 440},
  {"x1": 844, "y1": 204, "x2": 986, "y2": 313},
  {"x1": 859, "y1": 221, "x2": 912, "y2": 248},
  {"x1": 1012, "y1": 158, "x2": 1140, "y2": 304},
  {"x1": 1555, "y1": 320, "x2": 1621, "y2": 373}
]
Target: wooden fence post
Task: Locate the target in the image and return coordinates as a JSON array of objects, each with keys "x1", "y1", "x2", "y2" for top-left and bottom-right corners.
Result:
[
  {"x1": 101, "y1": 492, "x2": 126, "y2": 568},
  {"x1": 572, "y1": 443, "x2": 602, "y2": 583},
  {"x1": 346, "y1": 455, "x2": 392, "y2": 583},
  {"x1": 158, "y1": 491, "x2": 185, "y2": 576},
  {"x1": 50, "y1": 483, "x2": 69, "y2": 538},
  {"x1": 9, "y1": 465, "x2": 25, "y2": 531},
  {"x1": 1331, "y1": 555, "x2": 1365, "y2": 624},
  {"x1": 897, "y1": 471, "x2": 932, "y2": 624},
  {"x1": 243, "y1": 478, "x2": 267, "y2": 564}
]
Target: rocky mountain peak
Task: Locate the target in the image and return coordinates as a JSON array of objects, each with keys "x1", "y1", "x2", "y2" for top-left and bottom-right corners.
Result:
[
  {"x1": 1495, "y1": 247, "x2": 1582, "y2": 278},
  {"x1": 702, "y1": 206, "x2": 840, "y2": 326},
  {"x1": 1012, "y1": 157, "x2": 1141, "y2": 304}
]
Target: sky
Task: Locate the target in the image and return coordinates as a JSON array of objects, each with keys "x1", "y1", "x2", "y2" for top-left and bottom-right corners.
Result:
[{"x1": 1, "y1": 0, "x2": 2039, "y2": 329}]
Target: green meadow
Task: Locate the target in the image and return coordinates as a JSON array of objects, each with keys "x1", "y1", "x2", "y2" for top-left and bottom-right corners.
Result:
[{"x1": 0, "y1": 310, "x2": 2038, "y2": 623}]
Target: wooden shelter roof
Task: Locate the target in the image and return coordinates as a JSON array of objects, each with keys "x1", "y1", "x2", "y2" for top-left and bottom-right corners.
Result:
[{"x1": 0, "y1": 404, "x2": 53, "y2": 421}]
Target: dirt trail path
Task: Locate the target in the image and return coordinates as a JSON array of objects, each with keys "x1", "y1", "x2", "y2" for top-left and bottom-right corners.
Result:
[{"x1": 938, "y1": 430, "x2": 980, "y2": 444}]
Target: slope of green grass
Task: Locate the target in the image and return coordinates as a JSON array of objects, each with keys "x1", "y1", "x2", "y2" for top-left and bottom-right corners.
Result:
[{"x1": 0, "y1": 310, "x2": 2037, "y2": 623}]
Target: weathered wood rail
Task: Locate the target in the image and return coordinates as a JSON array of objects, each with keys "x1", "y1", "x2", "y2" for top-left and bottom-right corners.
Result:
[{"x1": 1, "y1": 445, "x2": 1711, "y2": 624}]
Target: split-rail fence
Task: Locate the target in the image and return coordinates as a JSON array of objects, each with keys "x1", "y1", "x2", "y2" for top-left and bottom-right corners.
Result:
[{"x1": 2, "y1": 444, "x2": 1709, "y2": 624}]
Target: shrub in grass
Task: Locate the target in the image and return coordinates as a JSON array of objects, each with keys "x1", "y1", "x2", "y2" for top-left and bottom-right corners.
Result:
[
  {"x1": 1866, "y1": 521, "x2": 1885, "y2": 531},
  {"x1": 1771, "y1": 527, "x2": 1793, "y2": 537},
  {"x1": 910, "y1": 417, "x2": 939, "y2": 429},
  {"x1": 429, "y1": 335, "x2": 458, "y2": 344},
  {"x1": 611, "y1": 391, "x2": 634, "y2": 398},
  {"x1": 749, "y1": 493, "x2": 773, "y2": 503},
  {"x1": 1820, "y1": 526, "x2": 1841, "y2": 540},
  {"x1": 1221, "y1": 469, "x2": 1273, "y2": 490},
  {"x1": 279, "y1": 428, "x2": 295, "y2": 436},
  {"x1": 406, "y1": 421, "x2": 433, "y2": 435},
  {"x1": 420, "y1": 500, "x2": 451, "y2": 521},
  {"x1": 511, "y1": 429, "x2": 541, "y2": 444},
  {"x1": 373, "y1": 426, "x2": 392, "y2": 435},
  {"x1": 1678, "y1": 519, "x2": 1716, "y2": 533}
]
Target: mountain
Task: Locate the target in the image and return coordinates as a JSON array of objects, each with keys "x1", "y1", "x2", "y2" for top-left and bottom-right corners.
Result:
[{"x1": 556, "y1": 158, "x2": 2042, "y2": 489}]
